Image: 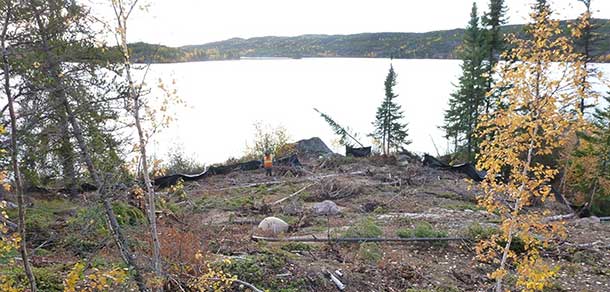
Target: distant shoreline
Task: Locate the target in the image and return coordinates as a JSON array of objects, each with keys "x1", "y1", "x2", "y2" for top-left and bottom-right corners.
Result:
[{"x1": 128, "y1": 19, "x2": 610, "y2": 64}]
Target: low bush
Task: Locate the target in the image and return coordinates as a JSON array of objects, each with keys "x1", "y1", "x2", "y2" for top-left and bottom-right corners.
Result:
[
  {"x1": 2, "y1": 264, "x2": 68, "y2": 292},
  {"x1": 396, "y1": 222, "x2": 447, "y2": 238},
  {"x1": 342, "y1": 217, "x2": 383, "y2": 238},
  {"x1": 465, "y1": 222, "x2": 499, "y2": 241},
  {"x1": 357, "y1": 242, "x2": 383, "y2": 264},
  {"x1": 281, "y1": 242, "x2": 314, "y2": 252},
  {"x1": 64, "y1": 202, "x2": 145, "y2": 253}
]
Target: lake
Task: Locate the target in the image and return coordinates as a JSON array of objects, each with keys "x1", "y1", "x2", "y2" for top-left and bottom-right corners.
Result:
[{"x1": 143, "y1": 58, "x2": 610, "y2": 165}]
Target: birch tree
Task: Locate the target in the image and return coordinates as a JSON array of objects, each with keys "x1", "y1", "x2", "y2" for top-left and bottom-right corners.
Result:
[
  {"x1": 475, "y1": 1, "x2": 590, "y2": 290},
  {"x1": 110, "y1": 0, "x2": 162, "y2": 280},
  {"x1": 0, "y1": 1, "x2": 36, "y2": 290}
]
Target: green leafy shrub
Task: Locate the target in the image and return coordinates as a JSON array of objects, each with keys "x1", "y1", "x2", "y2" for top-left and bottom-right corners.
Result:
[
  {"x1": 281, "y1": 242, "x2": 313, "y2": 252},
  {"x1": 224, "y1": 195, "x2": 254, "y2": 211},
  {"x1": 342, "y1": 217, "x2": 383, "y2": 238},
  {"x1": 396, "y1": 222, "x2": 447, "y2": 238},
  {"x1": 465, "y1": 222, "x2": 499, "y2": 241},
  {"x1": 64, "y1": 202, "x2": 144, "y2": 253},
  {"x1": 7, "y1": 199, "x2": 75, "y2": 234},
  {"x1": 111, "y1": 201, "x2": 145, "y2": 226},
  {"x1": 592, "y1": 195, "x2": 610, "y2": 216},
  {"x1": 163, "y1": 144, "x2": 206, "y2": 175},
  {"x1": 357, "y1": 242, "x2": 383, "y2": 264},
  {"x1": 3, "y1": 264, "x2": 68, "y2": 291}
]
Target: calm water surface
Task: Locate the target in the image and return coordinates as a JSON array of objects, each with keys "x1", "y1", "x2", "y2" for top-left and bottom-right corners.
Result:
[{"x1": 143, "y1": 58, "x2": 610, "y2": 165}]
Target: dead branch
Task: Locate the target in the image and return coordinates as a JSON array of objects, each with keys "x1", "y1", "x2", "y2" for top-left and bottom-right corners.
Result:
[
  {"x1": 251, "y1": 235, "x2": 467, "y2": 243},
  {"x1": 232, "y1": 279, "x2": 265, "y2": 292},
  {"x1": 208, "y1": 277, "x2": 264, "y2": 292},
  {"x1": 217, "y1": 180, "x2": 286, "y2": 191},
  {"x1": 215, "y1": 171, "x2": 365, "y2": 191},
  {"x1": 561, "y1": 240, "x2": 610, "y2": 250},
  {"x1": 0, "y1": 216, "x2": 18, "y2": 231},
  {"x1": 542, "y1": 213, "x2": 576, "y2": 223},
  {"x1": 272, "y1": 183, "x2": 315, "y2": 205},
  {"x1": 325, "y1": 270, "x2": 346, "y2": 290}
]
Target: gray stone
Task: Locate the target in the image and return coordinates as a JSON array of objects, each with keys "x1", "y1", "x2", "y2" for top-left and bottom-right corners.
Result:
[
  {"x1": 295, "y1": 137, "x2": 334, "y2": 157},
  {"x1": 257, "y1": 216, "x2": 289, "y2": 234},
  {"x1": 313, "y1": 200, "x2": 340, "y2": 216},
  {"x1": 282, "y1": 199, "x2": 304, "y2": 215}
]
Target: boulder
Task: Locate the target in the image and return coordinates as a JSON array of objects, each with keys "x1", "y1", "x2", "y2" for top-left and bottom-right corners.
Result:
[
  {"x1": 282, "y1": 199, "x2": 304, "y2": 215},
  {"x1": 313, "y1": 200, "x2": 340, "y2": 216},
  {"x1": 295, "y1": 137, "x2": 334, "y2": 158},
  {"x1": 257, "y1": 216, "x2": 289, "y2": 234}
]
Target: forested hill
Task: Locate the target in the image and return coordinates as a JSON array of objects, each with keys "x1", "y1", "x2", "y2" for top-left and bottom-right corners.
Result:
[{"x1": 129, "y1": 19, "x2": 610, "y2": 63}]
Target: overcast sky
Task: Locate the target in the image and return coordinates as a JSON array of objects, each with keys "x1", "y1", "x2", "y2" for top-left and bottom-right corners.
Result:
[{"x1": 92, "y1": 0, "x2": 610, "y2": 47}]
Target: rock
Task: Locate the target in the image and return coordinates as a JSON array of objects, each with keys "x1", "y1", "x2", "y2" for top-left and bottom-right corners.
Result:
[
  {"x1": 282, "y1": 199, "x2": 304, "y2": 215},
  {"x1": 295, "y1": 137, "x2": 334, "y2": 158},
  {"x1": 313, "y1": 200, "x2": 340, "y2": 216},
  {"x1": 398, "y1": 149, "x2": 421, "y2": 164},
  {"x1": 578, "y1": 216, "x2": 601, "y2": 224},
  {"x1": 257, "y1": 216, "x2": 289, "y2": 234}
]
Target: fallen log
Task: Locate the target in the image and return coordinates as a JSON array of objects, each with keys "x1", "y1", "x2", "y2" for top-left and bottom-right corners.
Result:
[
  {"x1": 251, "y1": 235, "x2": 467, "y2": 243},
  {"x1": 561, "y1": 240, "x2": 610, "y2": 250},
  {"x1": 233, "y1": 279, "x2": 264, "y2": 292},
  {"x1": 542, "y1": 213, "x2": 576, "y2": 223},
  {"x1": 325, "y1": 270, "x2": 346, "y2": 290}
]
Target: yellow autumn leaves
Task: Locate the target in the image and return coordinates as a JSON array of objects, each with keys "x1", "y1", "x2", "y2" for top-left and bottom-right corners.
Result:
[
  {"x1": 474, "y1": 2, "x2": 592, "y2": 291},
  {"x1": 63, "y1": 262, "x2": 128, "y2": 292}
]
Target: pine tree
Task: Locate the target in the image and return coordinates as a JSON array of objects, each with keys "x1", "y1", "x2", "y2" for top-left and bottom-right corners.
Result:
[
  {"x1": 443, "y1": 2, "x2": 487, "y2": 161},
  {"x1": 565, "y1": 93, "x2": 610, "y2": 215},
  {"x1": 482, "y1": 0, "x2": 507, "y2": 66},
  {"x1": 482, "y1": 0, "x2": 507, "y2": 114},
  {"x1": 371, "y1": 64, "x2": 409, "y2": 155},
  {"x1": 314, "y1": 108, "x2": 364, "y2": 147},
  {"x1": 573, "y1": 0, "x2": 605, "y2": 114}
]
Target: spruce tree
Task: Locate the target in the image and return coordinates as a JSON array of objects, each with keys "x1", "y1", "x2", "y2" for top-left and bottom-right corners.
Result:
[
  {"x1": 566, "y1": 93, "x2": 610, "y2": 215},
  {"x1": 443, "y1": 2, "x2": 487, "y2": 161},
  {"x1": 371, "y1": 64, "x2": 409, "y2": 155},
  {"x1": 314, "y1": 108, "x2": 364, "y2": 147},
  {"x1": 482, "y1": 0, "x2": 507, "y2": 66},
  {"x1": 482, "y1": 0, "x2": 507, "y2": 114},
  {"x1": 573, "y1": 0, "x2": 606, "y2": 114}
]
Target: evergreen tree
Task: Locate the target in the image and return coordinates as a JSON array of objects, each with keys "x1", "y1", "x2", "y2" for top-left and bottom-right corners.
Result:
[
  {"x1": 482, "y1": 0, "x2": 507, "y2": 66},
  {"x1": 11, "y1": 1, "x2": 149, "y2": 289},
  {"x1": 482, "y1": 0, "x2": 507, "y2": 114},
  {"x1": 371, "y1": 64, "x2": 409, "y2": 155},
  {"x1": 314, "y1": 108, "x2": 364, "y2": 147},
  {"x1": 566, "y1": 93, "x2": 610, "y2": 215},
  {"x1": 573, "y1": 0, "x2": 606, "y2": 114},
  {"x1": 443, "y1": 2, "x2": 487, "y2": 161}
]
